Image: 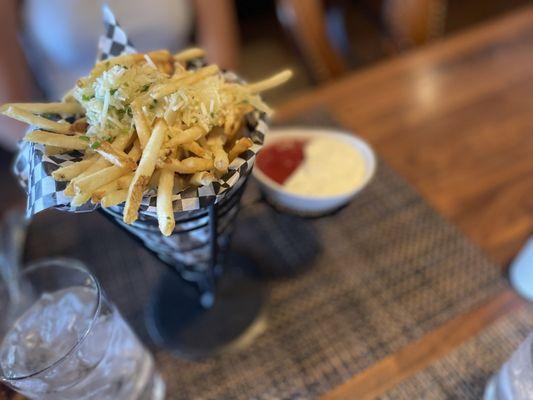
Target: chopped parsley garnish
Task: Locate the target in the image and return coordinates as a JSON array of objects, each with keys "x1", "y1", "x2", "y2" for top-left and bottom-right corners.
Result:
[
  {"x1": 90, "y1": 141, "x2": 101, "y2": 149},
  {"x1": 140, "y1": 84, "x2": 150, "y2": 93},
  {"x1": 126, "y1": 106, "x2": 133, "y2": 117},
  {"x1": 110, "y1": 88, "x2": 117, "y2": 95},
  {"x1": 79, "y1": 135, "x2": 90, "y2": 141},
  {"x1": 82, "y1": 94, "x2": 94, "y2": 101}
]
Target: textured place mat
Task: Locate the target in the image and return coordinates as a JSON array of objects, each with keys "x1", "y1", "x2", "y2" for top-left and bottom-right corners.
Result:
[
  {"x1": 20, "y1": 157, "x2": 507, "y2": 399},
  {"x1": 381, "y1": 304, "x2": 533, "y2": 400}
]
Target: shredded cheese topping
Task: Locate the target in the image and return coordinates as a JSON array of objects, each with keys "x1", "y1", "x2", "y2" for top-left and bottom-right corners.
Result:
[{"x1": 73, "y1": 58, "x2": 271, "y2": 142}]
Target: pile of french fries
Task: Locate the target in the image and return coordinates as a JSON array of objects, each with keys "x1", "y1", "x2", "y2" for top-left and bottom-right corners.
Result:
[{"x1": 1, "y1": 48, "x2": 291, "y2": 235}]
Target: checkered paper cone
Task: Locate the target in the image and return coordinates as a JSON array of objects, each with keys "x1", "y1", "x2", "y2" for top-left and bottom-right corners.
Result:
[{"x1": 12, "y1": 6, "x2": 268, "y2": 278}]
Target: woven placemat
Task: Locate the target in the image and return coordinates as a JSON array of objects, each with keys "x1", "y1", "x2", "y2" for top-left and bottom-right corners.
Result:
[
  {"x1": 22, "y1": 156, "x2": 507, "y2": 399},
  {"x1": 380, "y1": 304, "x2": 533, "y2": 400}
]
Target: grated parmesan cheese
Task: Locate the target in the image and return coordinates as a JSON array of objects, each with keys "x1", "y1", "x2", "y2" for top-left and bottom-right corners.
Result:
[{"x1": 73, "y1": 56, "x2": 271, "y2": 141}]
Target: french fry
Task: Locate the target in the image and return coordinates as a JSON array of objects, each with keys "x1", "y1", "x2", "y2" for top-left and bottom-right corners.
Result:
[
  {"x1": 190, "y1": 171, "x2": 216, "y2": 186},
  {"x1": 164, "y1": 108, "x2": 178, "y2": 126},
  {"x1": 157, "y1": 169, "x2": 175, "y2": 236},
  {"x1": 147, "y1": 49, "x2": 172, "y2": 62},
  {"x1": 173, "y1": 62, "x2": 187, "y2": 76},
  {"x1": 74, "y1": 166, "x2": 129, "y2": 199},
  {"x1": 131, "y1": 101, "x2": 150, "y2": 149},
  {"x1": 91, "y1": 174, "x2": 134, "y2": 203},
  {"x1": 181, "y1": 141, "x2": 210, "y2": 158},
  {"x1": 246, "y1": 69, "x2": 293, "y2": 93},
  {"x1": 73, "y1": 159, "x2": 132, "y2": 207},
  {"x1": 228, "y1": 137, "x2": 253, "y2": 162},
  {"x1": 70, "y1": 117, "x2": 88, "y2": 133},
  {"x1": 150, "y1": 65, "x2": 219, "y2": 99},
  {"x1": 166, "y1": 126, "x2": 206, "y2": 148},
  {"x1": 207, "y1": 131, "x2": 228, "y2": 172},
  {"x1": 149, "y1": 169, "x2": 162, "y2": 191},
  {"x1": 110, "y1": 132, "x2": 134, "y2": 151},
  {"x1": 71, "y1": 192, "x2": 92, "y2": 207},
  {"x1": 94, "y1": 141, "x2": 137, "y2": 170},
  {"x1": 157, "y1": 157, "x2": 214, "y2": 174},
  {"x1": 52, "y1": 157, "x2": 97, "y2": 181},
  {"x1": 224, "y1": 104, "x2": 254, "y2": 137},
  {"x1": 44, "y1": 146, "x2": 68, "y2": 156},
  {"x1": 3, "y1": 102, "x2": 83, "y2": 115},
  {"x1": 101, "y1": 189, "x2": 129, "y2": 208},
  {"x1": 124, "y1": 120, "x2": 167, "y2": 224},
  {"x1": 64, "y1": 157, "x2": 109, "y2": 196},
  {"x1": 173, "y1": 48, "x2": 206, "y2": 62},
  {"x1": 74, "y1": 142, "x2": 141, "y2": 196},
  {"x1": 25, "y1": 130, "x2": 88, "y2": 150},
  {"x1": 1, "y1": 106, "x2": 71, "y2": 134},
  {"x1": 65, "y1": 134, "x2": 132, "y2": 194}
]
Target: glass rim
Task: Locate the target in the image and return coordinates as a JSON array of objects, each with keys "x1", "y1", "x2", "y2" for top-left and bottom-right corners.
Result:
[{"x1": 0, "y1": 257, "x2": 102, "y2": 381}]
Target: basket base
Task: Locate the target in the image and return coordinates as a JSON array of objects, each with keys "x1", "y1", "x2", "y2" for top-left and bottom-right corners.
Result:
[{"x1": 145, "y1": 250, "x2": 267, "y2": 359}]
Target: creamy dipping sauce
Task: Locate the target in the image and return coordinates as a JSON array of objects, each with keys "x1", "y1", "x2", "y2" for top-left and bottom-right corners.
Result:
[{"x1": 257, "y1": 136, "x2": 367, "y2": 197}]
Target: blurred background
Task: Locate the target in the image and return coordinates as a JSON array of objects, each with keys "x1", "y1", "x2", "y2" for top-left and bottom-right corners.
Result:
[{"x1": 236, "y1": 0, "x2": 530, "y2": 103}]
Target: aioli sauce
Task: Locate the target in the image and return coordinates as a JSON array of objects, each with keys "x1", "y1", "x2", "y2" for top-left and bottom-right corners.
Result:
[
  {"x1": 284, "y1": 137, "x2": 366, "y2": 196},
  {"x1": 257, "y1": 136, "x2": 367, "y2": 197}
]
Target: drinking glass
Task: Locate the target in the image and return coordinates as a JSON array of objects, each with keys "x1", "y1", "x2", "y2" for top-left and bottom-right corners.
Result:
[
  {"x1": 0, "y1": 258, "x2": 165, "y2": 400},
  {"x1": 484, "y1": 332, "x2": 533, "y2": 400}
]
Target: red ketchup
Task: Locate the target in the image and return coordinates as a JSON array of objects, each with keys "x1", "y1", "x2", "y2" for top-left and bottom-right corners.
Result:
[{"x1": 256, "y1": 139, "x2": 307, "y2": 184}]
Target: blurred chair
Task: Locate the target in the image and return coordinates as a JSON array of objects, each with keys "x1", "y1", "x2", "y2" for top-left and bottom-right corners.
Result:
[{"x1": 276, "y1": 0, "x2": 447, "y2": 83}]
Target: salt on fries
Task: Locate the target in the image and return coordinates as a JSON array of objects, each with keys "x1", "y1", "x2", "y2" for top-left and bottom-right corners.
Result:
[{"x1": 1, "y1": 48, "x2": 292, "y2": 235}]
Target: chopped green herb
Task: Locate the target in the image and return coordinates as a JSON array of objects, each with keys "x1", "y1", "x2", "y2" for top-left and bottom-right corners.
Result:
[
  {"x1": 82, "y1": 94, "x2": 94, "y2": 101},
  {"x1": 79, "y1": 135, "x2": 90, "y2": 142},
  {"x1": 90, "y1": 141, "x2": 101, "y2": 149},
  {"x1": 110, "y1": 88, "x2": 117, "y2": 95},
  {"x1": 126, "y1": 106, "x2": 133, "y2": 117},
  {"x1": 140, "y1": 84, "x2": 150, "y2": 93},
  {"x1": 41, "y1": 113, "x2": 54, "y2": 119},
  {"x1": 149, "y1": 104, "x2": 155, "y2": 110}
]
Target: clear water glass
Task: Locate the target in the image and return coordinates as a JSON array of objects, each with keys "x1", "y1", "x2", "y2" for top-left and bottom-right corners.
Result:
[
  {"x1": 484, "y1": 333, "x2": 533, "y2": 400},
  {"x1": 0, "y1": 258, "x2": 165, "y2": 400}
]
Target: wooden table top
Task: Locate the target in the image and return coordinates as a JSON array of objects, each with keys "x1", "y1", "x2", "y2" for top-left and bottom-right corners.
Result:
[{"x1": 276, "y1": 6, "x2": 533, "y2": 399}]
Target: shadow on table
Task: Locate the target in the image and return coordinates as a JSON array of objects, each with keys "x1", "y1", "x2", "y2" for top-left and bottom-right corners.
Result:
[{"x1": 232, "y1": 202, "x2": 322, "y2": 278}]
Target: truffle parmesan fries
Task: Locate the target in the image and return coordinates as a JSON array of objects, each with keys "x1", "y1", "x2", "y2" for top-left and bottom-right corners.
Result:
[{"x1": 1, "y1": 48, "x2": 291, "y2": 235}]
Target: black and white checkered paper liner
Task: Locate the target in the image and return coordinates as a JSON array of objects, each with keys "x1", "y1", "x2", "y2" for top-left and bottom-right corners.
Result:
[{"x1": 13, "y1": 5, "x2": 268, "y2": 220}]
